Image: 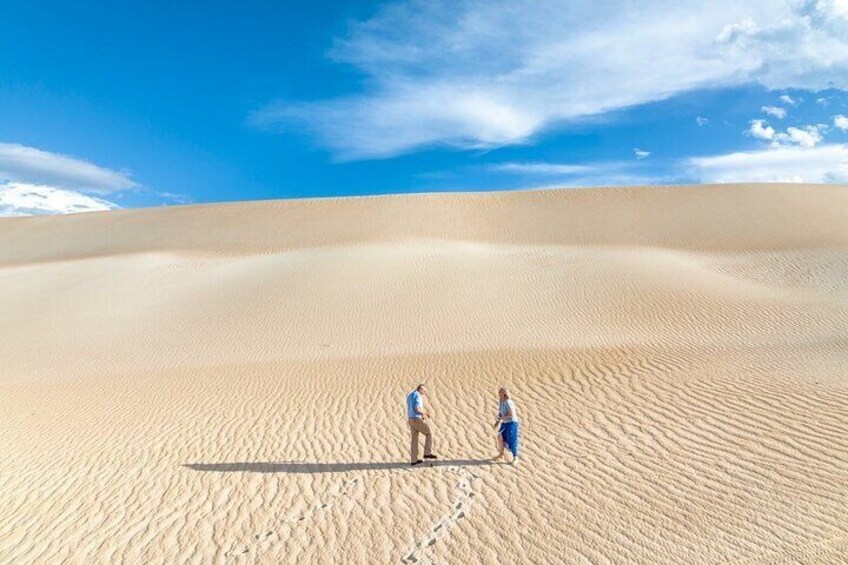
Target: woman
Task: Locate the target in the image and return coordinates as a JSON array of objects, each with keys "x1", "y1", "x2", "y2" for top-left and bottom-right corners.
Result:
[{"x1": 493, "y1": 387, "x2": 519, "y2": 463}]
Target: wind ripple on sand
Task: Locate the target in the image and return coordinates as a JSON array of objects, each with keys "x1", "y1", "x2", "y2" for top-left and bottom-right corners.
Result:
[{"x1": 0, "y1": 184, "x2": 846, "y2": 563}]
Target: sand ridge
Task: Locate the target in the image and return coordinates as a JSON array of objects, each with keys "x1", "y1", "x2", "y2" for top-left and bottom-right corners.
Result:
[{"x1": 0, "y1": 184, "x2": 846, "y2": 563}]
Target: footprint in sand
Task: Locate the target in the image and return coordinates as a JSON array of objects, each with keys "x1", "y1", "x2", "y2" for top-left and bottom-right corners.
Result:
[
  {"x1": 224, "y1": 546, "x2": 250, "y2": 559},
  {"x1": 228, "y1": 476, "x2": 361, "y2": 559},
  {"x1": 401, "y1": 467, "x2": 478, "y2": 564},
  {"x1": 332, "y1": 477, "x2": 360, "y2": 497}
]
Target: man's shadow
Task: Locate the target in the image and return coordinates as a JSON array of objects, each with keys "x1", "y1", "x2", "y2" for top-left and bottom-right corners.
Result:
[{"x1": 183, "y1": 459, "x2": 493, "y2": 474}]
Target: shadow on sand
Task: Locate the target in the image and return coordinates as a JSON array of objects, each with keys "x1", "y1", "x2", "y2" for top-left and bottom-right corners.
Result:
[{"x1": 183, "y1": 459, "x2": 493, "y2": 474}]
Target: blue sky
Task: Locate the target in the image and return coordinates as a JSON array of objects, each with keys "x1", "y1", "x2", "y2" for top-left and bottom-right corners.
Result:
[{"x1": 1, "y1": 0, "x2": 847, "y2": 215}]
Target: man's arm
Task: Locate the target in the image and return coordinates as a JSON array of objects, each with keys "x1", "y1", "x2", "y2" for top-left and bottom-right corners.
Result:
[{"x1": 414, "y1": 394, "x2": 430, "y2": 418}]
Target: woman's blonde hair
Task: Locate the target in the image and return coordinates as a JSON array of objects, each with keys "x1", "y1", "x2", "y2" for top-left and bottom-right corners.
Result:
[{"x1": 499, "y1": 387, "x2": 510, "y2": 399}]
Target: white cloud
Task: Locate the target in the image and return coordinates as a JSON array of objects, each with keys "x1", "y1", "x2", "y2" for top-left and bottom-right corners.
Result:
[
  {"x1": 530, "y1": 173, "x2": 666, "y2": 188},
  {"x1": 0, "y1": 182, "x2": 120, "y2": 217},
  {"x1": 780, "y1": 125, "x2": 824, "y2": 147},
  {"x1": 835, "y1": 114, "x2": 848, "y2": 131},
  {"x1": 634, "y1": 148, "x2": 651, "y2": 159},
  {"x1": 690, "y1": 143, "x2": 848, "y2": 183},
  {"x1": 817, "y1": 97, "x2": 829, "y2": 106},
  {"x1": 696, "y1": 116, "x2": 709, "y2": 126},
  {"x1": 487, "y1": 159, "x2": 661, "y2": 187},
  {"x1": 828, "y1": 0, "x2": 848, "y2": 17},
  {"x1": 761, "y1": 105, "x2": 787, "y2": 118},
  {"x1": 748, "y1": 120, "x2": 824, "y2": 147},
  {"x1": 152, "y1": 191, "x2": 193, "y2": 205},
  {"x1": 749, "y1": 119, "x2": 777, "y2": 141},
  {"x1": 491, "y1": 161, "x2": 595, "y2": 175},
  {"x1": 778, "y1": 95, "x2": 797, "y2": 105},
  {"x1": 0, "y1": 143, "x2": 183, "y2": 216},
  {"x1": 259, "y1": 0, "x2": 848, "y2": 159},
  {"x1": 0, "y1": 143, "x2": 137, "y2": 194}
]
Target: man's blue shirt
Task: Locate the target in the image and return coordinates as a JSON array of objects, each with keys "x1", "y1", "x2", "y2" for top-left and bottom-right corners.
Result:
[{"x1": 406, "y1": 390, "x2": 423, "y2": 419}]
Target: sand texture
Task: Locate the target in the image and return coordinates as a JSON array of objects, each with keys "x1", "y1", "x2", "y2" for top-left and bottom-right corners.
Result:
[{"x1": 1, "y1": 183, "x2": 846, "y2": 563}]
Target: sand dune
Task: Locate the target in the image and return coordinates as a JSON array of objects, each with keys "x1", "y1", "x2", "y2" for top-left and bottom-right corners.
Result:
[{"x1": 0, "y1": 183, "x2": 846, "y2": 563}]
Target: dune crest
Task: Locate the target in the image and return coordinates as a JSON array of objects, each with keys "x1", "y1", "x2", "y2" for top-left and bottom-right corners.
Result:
[{"x1": 1, "y1": 184, "x2": 846, "y2": 563}]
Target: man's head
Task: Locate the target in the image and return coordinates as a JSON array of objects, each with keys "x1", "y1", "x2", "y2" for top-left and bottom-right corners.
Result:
[{"x1": 416, "y1": 383, "x2": 427, "y2": 395}]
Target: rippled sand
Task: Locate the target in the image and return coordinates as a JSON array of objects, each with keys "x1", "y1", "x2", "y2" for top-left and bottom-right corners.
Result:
[{"x1": 1, "y1": 184, "x2": 846, "y2": 563}]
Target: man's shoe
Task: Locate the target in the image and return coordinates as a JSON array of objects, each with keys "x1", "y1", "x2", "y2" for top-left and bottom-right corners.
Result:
[
  {"x1": 424, "y1": 454, "x2": 438, "y2": 459},
  {"x1": 411, "y1": 460, "x2": 423, "y2": 466}
]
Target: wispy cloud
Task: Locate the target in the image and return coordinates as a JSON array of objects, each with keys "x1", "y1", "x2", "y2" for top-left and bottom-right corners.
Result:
[
  {"x1": 0, "y1": 143, "x2": 137, "y2": 194},
  {"x1": 524, "y1": 174, "x2": 667, "y2": 189},
  {"x1": 634, "y1": 148, "x2": 651, "y2": 159},
  {"x1": 690, "y1": 144, "x2": 848, "y2": 183},
  {"x1": 835, "y1": 115, "x2": 848, "y2": 132},
  {"x1": 490, "y1": 161, "x2": 595, "y2": 175},
  {"x1": 761, "y1": 105, "x2": 786, "y2": 119},
  {"x1": 696, "y1": 116, "x2": 709, "y2": 126},
  {"x1": 482, "y1": 158, "x2": 670, "y2": 189},
  {"x1": 0, "y1": 143, "x2": 193, "y2": 216},
  {"x1": 152, "y1": 191, "x2": 193, "y2": 205},
  {"x1": 256, "y1": 0, "x2": 848, "y2": 159}
]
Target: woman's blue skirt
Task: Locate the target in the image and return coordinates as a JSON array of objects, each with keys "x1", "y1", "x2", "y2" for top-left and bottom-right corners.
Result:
[{"x1": 500, "y1": 421, "x2": 519, "y2": 457}]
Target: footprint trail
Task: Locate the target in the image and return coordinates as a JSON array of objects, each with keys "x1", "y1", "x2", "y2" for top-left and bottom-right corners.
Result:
[
  {"x1": 223, "y1": 477, "x2": 360, "y2": 561},
  {"x1": 401, "y1": 467, "x2": 478, "y2": 564}
]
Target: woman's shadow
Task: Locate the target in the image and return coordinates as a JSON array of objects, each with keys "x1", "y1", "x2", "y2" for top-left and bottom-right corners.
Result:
[{"x1": 183, "y1": 459, "x2": 493, "y2": 474}]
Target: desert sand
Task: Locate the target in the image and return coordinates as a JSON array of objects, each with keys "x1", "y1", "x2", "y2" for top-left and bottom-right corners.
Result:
[{"x1": 0, "y1": 183, "x2": 846, "y2": 564}]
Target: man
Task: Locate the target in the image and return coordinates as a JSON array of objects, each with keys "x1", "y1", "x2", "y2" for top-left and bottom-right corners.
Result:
[{"x1": 406, "y1": 384, "x2": 438, "y2": 466}]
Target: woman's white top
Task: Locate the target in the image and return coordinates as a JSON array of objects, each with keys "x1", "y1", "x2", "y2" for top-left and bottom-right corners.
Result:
[{"x1": 499, "y1": 399, "x2": 518, "y2": 423}]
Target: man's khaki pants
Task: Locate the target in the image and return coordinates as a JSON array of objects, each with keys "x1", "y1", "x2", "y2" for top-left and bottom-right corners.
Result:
[{"x1": 408, "y1": 418, "x2": 433, "y2": 462}]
